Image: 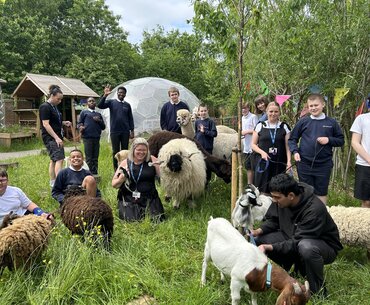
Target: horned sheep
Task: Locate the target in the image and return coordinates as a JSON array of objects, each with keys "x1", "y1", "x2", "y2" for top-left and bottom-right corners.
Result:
[
  {"x1": 60, "y1": 186, "x2": 114, "y2": 246},
  {"x1": 157, "y1": 138, "x2": 207, "y2": 208},
  {"x1": 147, "y1": 131, "x2": 231, "y2": 183},
  {"x1": 0, "y1": 214, "x2": 54, "y2": 272},
  {"x1": 201, "y1": 217, "x2": 310, "y2": 305}
]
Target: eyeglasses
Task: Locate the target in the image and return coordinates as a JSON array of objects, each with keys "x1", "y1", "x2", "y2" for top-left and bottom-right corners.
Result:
[{"x1": 0, "y1": 179, "x2": 8, "y2": 184}]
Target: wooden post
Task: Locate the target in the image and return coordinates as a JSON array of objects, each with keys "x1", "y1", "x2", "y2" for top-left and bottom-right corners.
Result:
[
  {"x1": 231, "y1": 147, "x2": 238, "y2": 218},
  {"x1": 71, "y1": 97, "x2": 77, "y2": 141}
]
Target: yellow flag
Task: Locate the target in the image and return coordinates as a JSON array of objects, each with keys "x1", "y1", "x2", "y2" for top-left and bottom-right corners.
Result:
[{"x1": 334, "y1": 88, "x2": 350, "y2": 107}]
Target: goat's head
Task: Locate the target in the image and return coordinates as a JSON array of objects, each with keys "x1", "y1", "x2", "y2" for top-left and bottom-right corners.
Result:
[
  {"x1": 167, "y1": 154, "x2": 183, "y2": 172},
  {"x1": 176, "y1": 109, "x2": 191, "y2": 126},
  {"x1": 237, "y1": 184, "x2": 261, "y2": 208},
  {"x1": 276, "y1": 281, "x2": 310, "y2": 305}
]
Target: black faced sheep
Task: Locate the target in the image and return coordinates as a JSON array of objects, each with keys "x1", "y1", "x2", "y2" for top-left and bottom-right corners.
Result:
[
  {"x1": 147, "y1": 131, "x2": 231, "y2": 183},
  {"x1": 0, "y1": 214, "x2": 54, "y2": 272},
  {"x1": 61, "y1": 186, "x2": 114, "y2": 247},
  {"x1": 156, "y1": 138, "x2": 207, "y2": 208}
]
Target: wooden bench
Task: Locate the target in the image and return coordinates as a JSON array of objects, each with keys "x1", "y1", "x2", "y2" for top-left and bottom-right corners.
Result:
[
  {"x1": 0, "y1": 162, "x2": 19, "y2": 169},
  {"x1": 0, "y1": 132, "x2": 34, "y2": 147}
]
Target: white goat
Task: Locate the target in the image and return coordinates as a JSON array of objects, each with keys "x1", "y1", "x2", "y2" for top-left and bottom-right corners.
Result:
[
  {"x1": 232, "y1": 184, "x2": 272, "y2": 232},
  {"x1": 201, "y1": 217, "x2": 310, "y2": 305}
]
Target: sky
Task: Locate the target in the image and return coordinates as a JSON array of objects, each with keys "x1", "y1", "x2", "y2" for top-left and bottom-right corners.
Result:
[{"x1": 104, "y1": 0, "x2": 195, "y2": 44}]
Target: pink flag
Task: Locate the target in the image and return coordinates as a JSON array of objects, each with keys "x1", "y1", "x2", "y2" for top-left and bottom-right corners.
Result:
[{"x1": 275, "y1": 95, "x2": 291, "y2": 106}]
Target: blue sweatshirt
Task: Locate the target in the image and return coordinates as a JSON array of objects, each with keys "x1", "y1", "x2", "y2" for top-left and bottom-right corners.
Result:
[
  {"x1": 97, "y1": 96, "x2": 134, "y2": 134},
  {"x1": 77, "y1": 110, "x2": 106, "y2": 139},
  {"x1": 194, "y1": 118, "x2": 217, "y2": 153},
  {"x1": 288, "y1": 115, "x2": 344, "y2": 165},
  {"x1": 160, "y1": 101, "x2": 189, "y2": 133}
]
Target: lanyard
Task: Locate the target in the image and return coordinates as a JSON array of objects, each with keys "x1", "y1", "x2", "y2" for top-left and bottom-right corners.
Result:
[
  {"x1": 267, "y1": 122, "x2": 278, "y2": 146},
  {"x1": 129, "y1": 160, "x2": 143, "y2": 185}
]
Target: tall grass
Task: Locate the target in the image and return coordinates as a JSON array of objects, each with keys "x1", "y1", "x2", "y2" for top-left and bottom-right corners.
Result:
[{"x1": 0, "y1": 141, "x2": 369, "y2": 305}]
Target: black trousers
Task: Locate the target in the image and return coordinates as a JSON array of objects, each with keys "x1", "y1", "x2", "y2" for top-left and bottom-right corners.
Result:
[
  {"x1": 83, "y1": 138, "x2": 100, "y2": 175},
  {"x1": 110, "y1": 132, "x2": 129, "y2": 170},
  {"x1": 256, "y1": 231, "x2": 337, "y2": 293}
]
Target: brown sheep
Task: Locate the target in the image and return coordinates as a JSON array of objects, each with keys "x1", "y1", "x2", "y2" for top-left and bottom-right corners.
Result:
[
  {"x1": 0, "y1": 214, "x2": 54, "y2": 272},
  {"x1": 60, "y1": 186, "x2": 114, "y2": 247},
  {"x1": 147, "y1": 131, "x2": 231, "y2": 183}
]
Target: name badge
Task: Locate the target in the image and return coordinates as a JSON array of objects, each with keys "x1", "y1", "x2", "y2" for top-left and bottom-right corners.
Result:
[
  {"x1": 132, "y1": 191, "x2": 141, "y2": 199},
  {"x1": 269, "y1": 147, "x2": 277, "y2": 155}
]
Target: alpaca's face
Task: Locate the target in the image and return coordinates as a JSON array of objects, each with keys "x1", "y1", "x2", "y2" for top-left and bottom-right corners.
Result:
[{"x1": 176, "y1": 110, "x2": 191, "y2": 126}]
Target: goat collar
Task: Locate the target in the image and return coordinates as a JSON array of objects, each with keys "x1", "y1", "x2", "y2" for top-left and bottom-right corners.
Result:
[{"x1": 266, "y1": 262, "x2": 272, "y2": 289}]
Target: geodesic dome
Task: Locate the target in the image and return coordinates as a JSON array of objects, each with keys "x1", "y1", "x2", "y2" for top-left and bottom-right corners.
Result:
[{"x1": 99, "y1": 77, "x2": 200, "y2": 135}]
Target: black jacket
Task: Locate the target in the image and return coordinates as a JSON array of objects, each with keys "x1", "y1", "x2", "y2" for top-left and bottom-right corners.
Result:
[{"x1": 261, "y1": 183, "x2": 343, "y2": 255}]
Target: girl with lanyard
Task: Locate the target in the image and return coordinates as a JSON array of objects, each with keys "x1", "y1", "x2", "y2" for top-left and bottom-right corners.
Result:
[
  {"x1": 112, "y1": 138, "x2": 165, "y2": 222},
  {"x1": 251, "y1": 101, "x2": 291, "y2": 194}
]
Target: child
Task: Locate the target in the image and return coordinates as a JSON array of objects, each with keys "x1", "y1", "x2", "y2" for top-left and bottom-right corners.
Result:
[
  {"x1": 194, "y1": 104, "x2": 217, "y2": 154},
  {"x1": 242, "y1": 103, "x2": 258, "y2": 184},
  {"x1": 52, "y1": 149, "x2": 100, "y2": 205},
  {"x1": 350, "y1": 95, "x2": 370, "y2": 208},
  {"x1": 160, "y1": 86, "x2": 189, "y2": 134},
  {"x1": 77, "y1": 97, "x2": 106, "y2": 175},
  {"x1": 288, "y1": 93, "x2": 344, "y2": 204},
  {"x1": 254, "y1": 95, "x2": 269, "y2": 122}
]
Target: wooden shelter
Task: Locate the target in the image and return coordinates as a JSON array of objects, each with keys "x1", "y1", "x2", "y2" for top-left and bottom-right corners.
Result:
[{"x1": 11, "y1": 73, "x2": 99, "y2": 138}]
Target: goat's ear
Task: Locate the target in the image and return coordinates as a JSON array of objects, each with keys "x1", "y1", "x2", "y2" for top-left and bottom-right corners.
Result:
[{"x1": 275, "y1": 287, "x2": 292, "y2": 305}]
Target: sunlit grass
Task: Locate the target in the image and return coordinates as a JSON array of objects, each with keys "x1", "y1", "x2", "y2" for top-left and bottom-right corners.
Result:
[{"x1": 0, "y1": 141, "x2": 369, "y2": 305}]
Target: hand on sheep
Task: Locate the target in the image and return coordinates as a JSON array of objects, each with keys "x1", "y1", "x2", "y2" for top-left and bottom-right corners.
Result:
[
  {"x1": 118, "y1": 167, "x2": 129, "y2": 179},
  {"x1": 258, "y1": 244, "x2": 273, "y2": 253}
]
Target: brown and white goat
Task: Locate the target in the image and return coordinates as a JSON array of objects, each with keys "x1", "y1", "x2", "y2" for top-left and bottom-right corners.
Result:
[{"x1": 201, "y1": 217, "x2": 310, "y2": 305}]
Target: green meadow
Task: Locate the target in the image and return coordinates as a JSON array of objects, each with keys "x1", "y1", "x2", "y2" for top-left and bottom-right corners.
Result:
[{"x1": 0, "y1": 141, "x2": 369, "y2": 305}]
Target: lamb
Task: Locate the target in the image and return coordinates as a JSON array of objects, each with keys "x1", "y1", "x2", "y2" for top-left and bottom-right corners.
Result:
[
  {"x1": 147, "y1": 131, "x2": 231, "y2": 183},
  {"x1": 176, "y1": 109, "x2": 195, "y2": 138},
  {"x1": 327, "y1": 205, "x2": 370, "y2": 259},
  {"x1": 0, "y1": 214, "x2": 54, "y2": 271},
  {"x1": 60, "y1": 186, "x2": 114, "y2": 247},
  {"x1": 157, "y1": 138, "x2": 207, "y2": 208},
  {"x1": 201, "y1": 217, "x2": 310, "y2": 305},
  {"x1": 232, "y1": 184, "x2": 272, "y2": 233}
]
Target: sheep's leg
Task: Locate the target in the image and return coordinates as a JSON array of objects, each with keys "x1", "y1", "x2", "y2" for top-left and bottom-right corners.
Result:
[
  {"x1": 172, "y1": 199, "x2": 180, "y2": 209},
  {"x1": 220, "y1": 272, "x2": 225, "y2": 283},
  {"x1": 201, "y1": 242, "x2": 210, "y2": 286},
  {"x1": 188, "y1": 198, "x2": 196, "y2": 209},
  {"x1": 248, "y1": 291, "x2": 258, "y2": 305},
  {"x1": 230, "y1": 278, "x2": 243, "y2": 305}
]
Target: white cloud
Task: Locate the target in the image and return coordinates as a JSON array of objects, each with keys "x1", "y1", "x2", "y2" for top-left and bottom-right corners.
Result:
[{"x1": 105, "y1": 0, "x2": 194, "y2": 44}]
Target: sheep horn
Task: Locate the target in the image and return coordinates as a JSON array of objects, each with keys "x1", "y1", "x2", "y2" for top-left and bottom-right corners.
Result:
[
  {"x1": 148, "y1": 160, "x2": 164, "y2": 166},
  {"x1": 187, "y1": 152, "x2": 199, "y2": 159},
  {"x1": 293, "y1": 282, "x2": 302, "y2": 294}
]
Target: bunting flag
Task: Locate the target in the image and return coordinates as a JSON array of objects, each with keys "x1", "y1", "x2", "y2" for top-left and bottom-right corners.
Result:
[
  {"x1": 259, "y1": 80, "x2": 269, "y2": 96},
  {"x1": 243, "y1": 80, "x2": 269, "y2": 97},
  {"x1": 334, "y1": 88, "x2": 350, "y2": 107},
  {"x1": 355, "y1": 100, "x2": 365, "y2": 117},
  {"x1": 275, "y1": 95, "x2": 291, "y2": 106}
]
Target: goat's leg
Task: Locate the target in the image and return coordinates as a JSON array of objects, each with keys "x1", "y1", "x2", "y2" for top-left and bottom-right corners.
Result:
[
  {"x1": 172, "y1": 199, "x2": 180, "y2": 209},
  {"x1": 201, "y1": 242, "x2": 210, "y2": 286},
  {"x1": 220, "y1": 272, "x2": 225, "y2": 283},
  {"x1": 230, "y1": 278, "x2": 243, "y2": 305},
  {"x1": 188, "y1": 197, "x2": 196, "y2": 209}
]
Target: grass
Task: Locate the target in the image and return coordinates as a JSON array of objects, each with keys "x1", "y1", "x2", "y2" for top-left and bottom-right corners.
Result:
[{"x1": 0, "y1": 141, "x2": 369, "y2": 305}]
